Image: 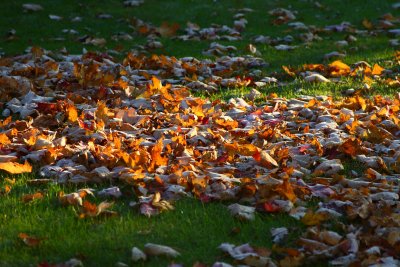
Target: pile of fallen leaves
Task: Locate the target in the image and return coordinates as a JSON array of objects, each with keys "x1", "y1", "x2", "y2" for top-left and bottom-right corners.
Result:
[{"x1": 0, "y1": 46, "x2": 400, "y2": 266}]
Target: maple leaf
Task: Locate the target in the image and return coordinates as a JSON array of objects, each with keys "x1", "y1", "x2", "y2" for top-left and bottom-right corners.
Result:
[
  {"x1": 371, "y1": 64, "x2": 384, "y2": 75},
  {"x1": 329, "y1": 60, "x2": 350, "y2": 76},
  {"x1": 95, "y1": 101, "x2": 109, "y2": 124},
  {"x1": 148, "y1": 138, "x2": 168, "y2": 172},
  {"x1": 0, "y1": 161, "x2": 32, "y2": 174},
  {"x1": 66, "y1": 104, "x2": 78, "y2": 122},
  {"x1": 0, "y1": 133, "x2": 11, "y2": 145},
  {"x1": 224, "y1": 142, "x2": 259, "y2": 156},
  {"x1": 274, "y1": 178, "x2": 297, "y2": 202},
  {"x1": 339, "y1": 138, "x2": 364, "y2": 157}
]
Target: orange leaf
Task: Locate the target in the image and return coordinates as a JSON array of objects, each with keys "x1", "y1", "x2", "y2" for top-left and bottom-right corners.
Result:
[
  {"x1": 1, "y1": 185, "x2": 11, "y2": 195},
  {"x1": 305, "y1": 99, "x2": 319, "y2": 108},
  {"x1": 22, "y1": 192, "x2": 44, "y2": 203},
  {"x1": 66, "y1": 104, "x2": 78, "y2": 122},
  {"x1": 371, "y1": 64, "x2": 384, "y2": 75},
  {"x1": 95, "y1": 101, "x2": 109, "y2": 124},
  {"x1": 275, "y1": 178, "x2": 297, "y2": 202},
  {"x1": 149, "y1": 138, "x2": 168, "y2": 171},
  {"x1": 224, "y1": 142, "x2": 259, "y2": 156},
  {"x1": 214, "y1": 118, "x2": 238, "y2": 130},
  {"x1": 339, "y1": 138, "x2": 363, "y2": 157},
  {"x1": 80, "y1": 200, "x2": 98, "y2": 218},
  {"x1": 0, "y1": 133, "x2": 11, "y2": 145},
  {"x1": 329, "y1": 60, "x2": 350, "y2": 76},
  {"x1": 79, "y1": 200, "x2": 115, "y2": 218},
  {"x1": 0, "y1": 161, "x2": 32, "y2": 174}
]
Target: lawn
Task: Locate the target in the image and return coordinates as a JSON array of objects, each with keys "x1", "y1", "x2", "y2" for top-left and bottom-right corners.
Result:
[{"x1": 0, "y1": 1, "x2": 400, "y2": 267}]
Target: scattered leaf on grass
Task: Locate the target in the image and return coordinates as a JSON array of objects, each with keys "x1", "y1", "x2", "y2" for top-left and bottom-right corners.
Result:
[
  {"x1": 143, "y1": 243, "x2": 180, "y2": 258},
  {"x1": 18, "y1": 233, "x2": 44, "y2": 247}
]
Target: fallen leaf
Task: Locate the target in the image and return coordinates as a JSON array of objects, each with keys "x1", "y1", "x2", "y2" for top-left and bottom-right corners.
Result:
[
  {"x1": 0, "y1": 161, "x2": 32, "y2": 174},
  {"x1": 22, "y1": 192, "x2": 44, "y2": 203},
  {"x1": 143, "y1": 243, "x2": 180, "y2": 258},
  {"x1": 228, "y1": 203, "x2": 255, "y2": 221},
  {"x1": 131, "y1": 247, "x2": 147, "y2": 261},
  {"x1": 18, "y1": 233, "x2": 43, "y2": 247}
]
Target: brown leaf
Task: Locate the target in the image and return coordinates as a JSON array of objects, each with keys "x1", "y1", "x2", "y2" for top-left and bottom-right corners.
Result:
[
  {"x1": 339, "y1": 138, "x2": 364, "y2": 157},
  {"x1": 18, "y1": 233, "x2": 43, "y2": 247},
  {"x1": 257, "y1": 151, "x2": 279, "y2": 169},
  {"x1": 275, "y1": 178, "x2": 297, "y2": 202},
  {"x1": 157, "y1": 22, "x2": 180, "y2": 37},
  {"x1": 22, "y1": 192, "x2": 44, "y2": 203},
  {"x1": 301, "y1": 210, "x2": 328, "y2": 226}
]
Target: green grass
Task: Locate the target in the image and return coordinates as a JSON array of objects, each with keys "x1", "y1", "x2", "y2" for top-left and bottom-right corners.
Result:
[
  {"x1": 0, "y1": 173, "x2": 304, "y2": 266},
  {"x1": 0, "y1": 1, "x2": 397, "y2": 101},
  {"x1": 0, "y1": 0, "x2": 396, "y2": 70}
]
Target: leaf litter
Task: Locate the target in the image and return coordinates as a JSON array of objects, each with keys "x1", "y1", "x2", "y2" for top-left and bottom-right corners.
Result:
[{"x1": 3, "y1": 1, "x2": 400, "y2": 266}]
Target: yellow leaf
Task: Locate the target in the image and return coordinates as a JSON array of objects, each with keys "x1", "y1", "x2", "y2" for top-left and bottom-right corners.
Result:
[
  {"x1": 0, "y1": 133, "x2": 11, "y2": 145},
  {"x1": 301, "y1": 210, "x2": 328, "y2": 226},
  {"x1": 95, "y1": 101, "x2": 109, "y2": 124},
  {"x1": 329, "y1": 60, "x2": 350, "y2": 76},
  {"x1": 362, "y1": 18, "x2": 373, "y2": 30},
  {"x1": 0, "y1": 161, "x2": 32, "y2": 174},
  {"x1": 224, "y1": 142, "x2": 259, "y2": 156},
  {"x1": 66, "y1": 104, "x2": 78, "y2": 122},
  {"x1": 371, "y1": 64, "x2": 384, "y2": 75},
  {"x1": 275, "y1": 178, "x2": 297, "y2": 202},
  {"x1": 282, "y1": 66, "x2": 296, "y2": 77},
  {"x1": 363, "y1": 76, "x2": 373, "y2": 85},
  {"x1": 149, "y1": 138, "x2": 168, "y2": 171}
]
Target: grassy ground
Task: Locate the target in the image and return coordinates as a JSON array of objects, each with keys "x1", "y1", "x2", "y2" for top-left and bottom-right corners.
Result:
[
  {"x1": 0, "y1": 0, "x2": 398, "y2": 266},
  {"x1": 0, "y1": 172, "x2": 305, "y2": 266}
]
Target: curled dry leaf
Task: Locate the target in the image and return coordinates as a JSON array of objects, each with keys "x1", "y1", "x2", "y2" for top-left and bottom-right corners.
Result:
[
  {"x1": 218, "y1": 243, "x2": 277, "y2": 267},
  {"x1": 59, "y1": 188, "x2": 94, "y2": 206},
  {"x1": 78, "y1": 200, "x2": 116, "y2": 218},
  {"x1": 271, "y1": 227, "x2": 289, "y2": 243},
  {"x1": 143, "y1": 243, "x2": 180, "y2": 258},
  {"x1": 22, "y1": 3, "x2": 43, "y2": 11},
  {"x1": 304, "y1": 74, "x2": 331, "y2": 83},
  {"x1": 228, "y1": 203, "x2": 255, "y2": 221},
  {"x1": 131, "y1": 247, "x2": 147, "y2": 261}
]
